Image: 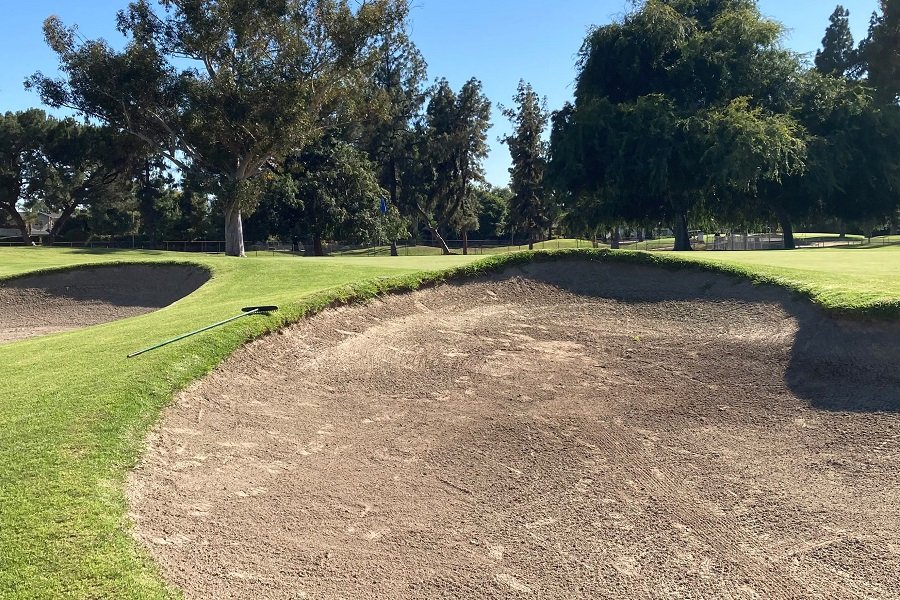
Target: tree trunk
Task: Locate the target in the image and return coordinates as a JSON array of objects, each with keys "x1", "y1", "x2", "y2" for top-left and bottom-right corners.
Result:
[
  {"x1": 313, "y1": 233, "x2": 324, "y2": 257},
  {"x1": 592, "y1": 232, "x2": 599, "y2": 248},
  {"x1": 610, "y1": 228, "x2": 621, "y2": 249},
  {"x1": 388, "y1": 158, "x2": 400, "y2": 258},
  {"x1": 775, "y1": 207, "x2": 796, "y2": 250},
  {"x1": 3, "y1": 205, "x2": 34, "y2": 245},
  {"x1": 224, "y1": 201, "x2": 245, "y2": 257},
  {"x1": 46, "y1": 200, "x2": 78, "y2": 245},
  {"x1": 838, "y1": 220, "x2": 846, "y2": 239},
  {"x1": 673, "y1": 212, "x2": 692, "y2": 251},
  {"x1": 528, "y1": 230, "x2": 534, "y2": 251},
  {"x1": 415, "y1": 204, "x2": 452, "y2": 255},
  {"x1": 433, "y1": 227, "x2": 452, "y2": 255},
  {"x1": 462, "y1": 230, "x2": 468, "y2": 255}
]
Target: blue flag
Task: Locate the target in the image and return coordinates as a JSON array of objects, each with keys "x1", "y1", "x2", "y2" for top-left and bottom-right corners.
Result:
[{"x1": 380, "y1": 197, "x2": 389, "y2": 215}]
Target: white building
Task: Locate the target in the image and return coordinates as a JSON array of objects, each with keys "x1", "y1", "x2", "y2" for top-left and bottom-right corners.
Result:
[{"x1": 0, "y1": 212, "x2": 61, "y2": 240}]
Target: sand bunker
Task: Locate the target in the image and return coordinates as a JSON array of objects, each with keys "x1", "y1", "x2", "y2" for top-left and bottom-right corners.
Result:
[
  {"x1": 0, "y1": 264, "x2": 209, "y2": 344},
  {"x1": 128, "y1": 261, "x2": 900, "y2": 599}
]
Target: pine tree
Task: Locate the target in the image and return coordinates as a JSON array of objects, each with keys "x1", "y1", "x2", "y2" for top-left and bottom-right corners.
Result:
[
  {"x1": 421, "y1": 79, "x2": 492, "y2": 255},
  {"x1": 502, "y1": 81, "x2": 550, "y2": 250},
  {"x1": 815, "y1": 5, "x2": 856, "y2": 77},
  {"x1": 858, "y1": 0, "x2": 900, "y2": 103}
]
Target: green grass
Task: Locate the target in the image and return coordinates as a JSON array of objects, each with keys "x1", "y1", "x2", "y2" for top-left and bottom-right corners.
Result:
[
  {"x1": 668, "y1": 245, "x2": 900, "y2": 316},
  {"x1": 794, "y1": 232, "x2": 866, "y2": 240},
  {"x1": 1, "y1": 244, "x2": 899, "y2": 598},
  {"x1": 331, "y1": 238, "x2": 603, "y2": 257},
  {"x1": 623, "y1": 237, "x2": 678, "y2": 250}
]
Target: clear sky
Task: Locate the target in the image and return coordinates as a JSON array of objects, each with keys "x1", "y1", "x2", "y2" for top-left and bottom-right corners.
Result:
[{"x1": 0, "y1": 0, "x2": 879, "y2": 187}]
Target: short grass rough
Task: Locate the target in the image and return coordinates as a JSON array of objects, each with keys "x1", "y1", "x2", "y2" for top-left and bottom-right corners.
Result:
[{"x1": 0, "y1": 245, "x2": 898, "y2": 599}]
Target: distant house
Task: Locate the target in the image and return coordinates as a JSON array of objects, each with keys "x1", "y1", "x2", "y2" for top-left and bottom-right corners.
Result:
[{"x1": 0, "y1": 212, "x2": 62, "y2": 241}]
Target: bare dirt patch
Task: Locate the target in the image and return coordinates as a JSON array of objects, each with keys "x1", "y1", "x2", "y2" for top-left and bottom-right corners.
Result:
[
  {"x1": 128, "y1": 261, "x2": 900, "y2": 599},
  {"x1": 0, "y1": 265, "x2": 209, "y2": 344}
]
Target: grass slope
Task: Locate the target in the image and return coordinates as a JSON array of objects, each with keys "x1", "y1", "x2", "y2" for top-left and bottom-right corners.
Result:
[
  {"x1": 0, "y1": 245, "x2": 898, "y2": 598},
  {"x1": 672, "y1": 246, "x2": 900, "y2": 316}
]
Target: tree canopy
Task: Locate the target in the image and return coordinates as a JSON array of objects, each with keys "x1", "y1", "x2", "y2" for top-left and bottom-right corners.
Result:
[
  {"x1": 551, "y1": 0, "x2": 807, "y2": 250},
  {"x1": 858, "y1": 0, "x2": 900, "y2": 103},
  {"x1": 29, "y1": 0, "x2": 410, "y2": 256},
  {"x1": 502, "y1": 81, "x2": 551, "y2": 250},
  {"x1": 816, "y1": 5, "x2": 856, "y2": 77},
  {"x1": 7, "y1": 0, "x2": 899, "y2": 252}
]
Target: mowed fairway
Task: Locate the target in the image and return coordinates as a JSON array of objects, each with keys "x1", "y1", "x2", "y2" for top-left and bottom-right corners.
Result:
[
  {"x1": 677, "y1": 246, "x2": 900, "y2": 314},
  {"x1": 0, "y1": 246, "x2": 898, "y2": 598}
]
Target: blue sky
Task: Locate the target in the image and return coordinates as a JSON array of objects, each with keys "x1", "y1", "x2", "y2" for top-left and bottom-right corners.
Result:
[{"x1": 0, "y1": 0, "x2": 879, "y2": 186}]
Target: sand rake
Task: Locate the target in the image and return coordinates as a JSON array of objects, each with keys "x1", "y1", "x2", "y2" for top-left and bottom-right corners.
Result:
[{"x1": 127, "y1": 305, "x2": 279, "y2": 359}]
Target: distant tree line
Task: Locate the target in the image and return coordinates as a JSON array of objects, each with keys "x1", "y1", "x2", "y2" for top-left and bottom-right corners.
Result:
[
  {"x1": 548, "y1": 0, "x2": 900, "y2": 250},
  {"x1": 3, "y1": 0, "x2": 516, "y2": 255},
  {"x1": 3, "y1": 0, "x2": 898, "y2": 253}
]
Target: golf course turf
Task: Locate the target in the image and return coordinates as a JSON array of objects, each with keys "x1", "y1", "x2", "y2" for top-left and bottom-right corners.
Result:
[{"x1": 0, "y1": 246, "x2": 898, "y2": 598}]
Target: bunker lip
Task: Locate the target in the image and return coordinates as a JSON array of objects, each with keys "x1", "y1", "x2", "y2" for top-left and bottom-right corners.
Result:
[
  {"x1": 128, "y1": 261, "x2": 900, "y2": 599},
  {"x1": 0, "y1": 264, "x2": 210, "y2": 345}
]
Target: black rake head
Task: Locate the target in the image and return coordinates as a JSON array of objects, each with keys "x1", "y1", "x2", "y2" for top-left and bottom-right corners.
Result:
[{"x1": 242, "y1": 305, "x2": 279, "y2": 314}]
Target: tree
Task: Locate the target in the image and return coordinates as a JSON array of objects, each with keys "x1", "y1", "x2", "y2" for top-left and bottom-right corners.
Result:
[
  {"x1": 134, "y1": 157, "x2": 177, "y2": 246},
  {"x1": 551, "y1": 0, "x2": 807, "y2": 250},
  {"x1": 29, "y1": 0, "x2": 409, "y2": 256},
  {"x1": 257, "y1": 134, "x2": 386, "y2": 256},
  {"x1": 816, "y1": 6, "x2": 856, "y2": 77},
  {"x1": 0, "y1": 110, "x2": 47, "y2": 244},
  {"x1": 26, "y1": 121, "x2": 139, "y2": 244},
  {"x1": 475, "y1": 185, "x2": 511, "y2": 240},
  {"x1": 0, "y1": 111, "x2": 135, "y2": 245},
  {"x1": 420, "y1": 78, "x2": 492, "y2": 254},
  {"x1": 857, "y1": 1, "x2": 900, "y2": 103},
  {"x1": 362, "y1": 20, "x2": 427, "y2": 255},
  {"x1": 502, "y1": 81, "x2": 550, "y2": 250}
]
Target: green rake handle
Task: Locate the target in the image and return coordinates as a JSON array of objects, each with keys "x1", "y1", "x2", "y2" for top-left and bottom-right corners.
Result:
[{"x1": 127, "y1": 306, "x2": 278, "y2": 359}]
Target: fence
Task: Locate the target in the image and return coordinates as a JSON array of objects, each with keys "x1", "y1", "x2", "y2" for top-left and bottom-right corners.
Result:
[
  {"x1": 708, "y1": 234, "x2": 786, "y2": 251},
  {"x1": 625, "y1": 233, "x2": 900, "y2": 251},
  {"x1": 247, "y1": 238, "x2": 603, "y2": 257},
  {"x1": 2, "y1": 234, "x2": 898, "y2": 254},
  {"x1": 0, "y1": 239, "x2": 228, "y2": 253}
]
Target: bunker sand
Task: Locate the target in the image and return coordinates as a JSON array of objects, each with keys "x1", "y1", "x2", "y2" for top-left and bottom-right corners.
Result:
[
  {"x1": 0, "y1": 265, "x2": 209, "y2": 344},
  {"x1": 128, "y1": 261, "x2": 900, "y2": 599}
]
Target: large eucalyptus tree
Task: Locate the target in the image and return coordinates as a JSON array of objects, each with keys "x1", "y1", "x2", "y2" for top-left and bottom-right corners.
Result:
[{"x1": 29, "y1": 0, "x2": 409, "y2": 256}]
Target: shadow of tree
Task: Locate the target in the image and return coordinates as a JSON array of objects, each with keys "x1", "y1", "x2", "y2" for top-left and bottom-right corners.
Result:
[{"x1": 477, "y1": 260, "x2": 900, "y2": 413}]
